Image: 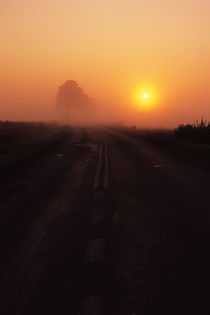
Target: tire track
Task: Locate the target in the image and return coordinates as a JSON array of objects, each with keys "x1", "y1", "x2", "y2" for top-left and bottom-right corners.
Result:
[{"x1": 79, "y1": 138, "x2": 109, "y2": 315}]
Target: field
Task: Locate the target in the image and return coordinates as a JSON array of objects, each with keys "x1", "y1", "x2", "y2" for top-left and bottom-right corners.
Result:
[{"x1": 0, "y1": 121, "x2": 71, "y2": 178}]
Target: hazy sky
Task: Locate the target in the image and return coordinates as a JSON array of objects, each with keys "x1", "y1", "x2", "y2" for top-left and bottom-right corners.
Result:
[{"x1": 1, "y1": 0, "x2": 210, "y2": 126}]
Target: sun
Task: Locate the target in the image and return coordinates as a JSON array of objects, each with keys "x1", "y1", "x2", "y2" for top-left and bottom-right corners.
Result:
[
  {"x1": 143, "y1": 93, "x2": 149, "y2": 99},
  {"x1": 133, "y1": 85, "x2": 158, "y2": 110}
]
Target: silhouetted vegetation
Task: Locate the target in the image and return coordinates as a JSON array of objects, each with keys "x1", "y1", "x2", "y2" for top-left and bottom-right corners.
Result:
[
  {"x1": 56, "y1": 80, "x2": 92, "y2": 121},
  {"x1": 175, "y1": 118, "x2": 210, "y2": 144}
]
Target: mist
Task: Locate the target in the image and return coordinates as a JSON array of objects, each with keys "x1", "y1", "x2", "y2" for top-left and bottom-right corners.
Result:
[
  {"x1": 1, "y1": 0, "x2": 210, "y2": 127},
  {"x1": 1, "y1": 78, "x2": 209, "y2": 129}
]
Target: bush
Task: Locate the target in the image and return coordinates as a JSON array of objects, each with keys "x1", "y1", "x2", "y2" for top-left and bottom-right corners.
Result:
[{"x1": 175, "y1": 118, "x2": 210, "y2": 144}]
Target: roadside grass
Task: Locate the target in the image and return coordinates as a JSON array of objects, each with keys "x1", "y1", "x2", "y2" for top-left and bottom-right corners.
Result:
[{"x1": 0, "y1": 121, "x2": 71, "y2": 177}]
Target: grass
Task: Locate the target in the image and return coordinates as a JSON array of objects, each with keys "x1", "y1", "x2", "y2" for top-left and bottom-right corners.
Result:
[{"x1": 0, "y1": 121, "x2": 71, "y2": 178}]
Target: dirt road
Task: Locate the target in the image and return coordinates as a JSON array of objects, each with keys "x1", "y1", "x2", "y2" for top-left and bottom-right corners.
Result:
[{"x1": 1, "y1": 127, "x2": 210, "y2": 314}]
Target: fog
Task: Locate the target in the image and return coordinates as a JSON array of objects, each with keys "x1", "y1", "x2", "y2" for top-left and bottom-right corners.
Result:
[
  {"x1": 1, "y1": 0, "x2": 210, "y2": 127},
  {"x1": 1, "y1": 77, "x2": 209, "y2": 128}
]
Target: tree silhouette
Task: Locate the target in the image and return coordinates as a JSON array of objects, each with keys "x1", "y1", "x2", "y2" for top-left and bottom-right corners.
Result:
[{"x1": 56, "y1": 80, "x2": 91, "y2": 120}]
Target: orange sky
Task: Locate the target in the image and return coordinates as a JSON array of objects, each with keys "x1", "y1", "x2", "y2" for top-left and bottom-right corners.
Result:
[{"x1": 1, "y1": 0, "x2": 210, "y2": 127}]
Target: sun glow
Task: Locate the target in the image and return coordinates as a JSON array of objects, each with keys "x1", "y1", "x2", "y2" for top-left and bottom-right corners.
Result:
[
  {"x1": 143, "y1": 93, "x2": 149, "y2": 99},
  {"x1": 133, "y1": 85, "x2": 158, "y2": 110}
]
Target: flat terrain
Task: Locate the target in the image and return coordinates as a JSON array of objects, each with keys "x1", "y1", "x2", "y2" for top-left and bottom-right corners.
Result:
[{"x1": 1, "y1": 126, "x2": 210, "y2": 314}]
